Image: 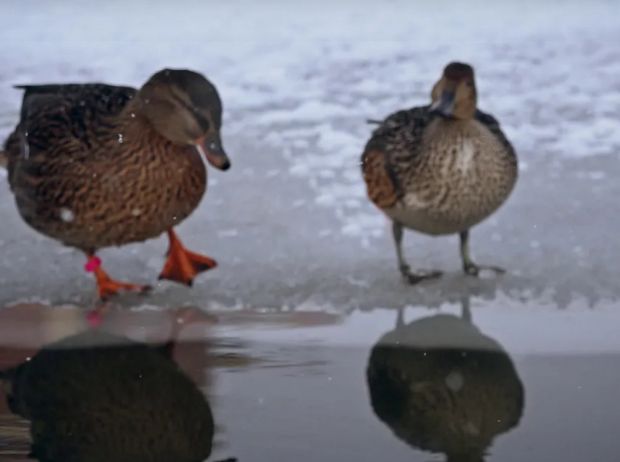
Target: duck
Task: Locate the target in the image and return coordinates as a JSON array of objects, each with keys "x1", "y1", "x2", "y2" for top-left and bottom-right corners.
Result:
[
  {"x1": 361, "y1": 62, "x2": 517, "y2": 284},
  {"x1": 1, "y1": 68, "x2": 231, "y2": 300},
  {"x1": 366, "y1": 303, "x2": 524, "y2": 462}
]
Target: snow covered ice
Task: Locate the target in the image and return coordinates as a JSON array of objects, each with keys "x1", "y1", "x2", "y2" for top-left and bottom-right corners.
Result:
[{"x1": 0, "y1": 0, "x2": 619, "y2": 314}]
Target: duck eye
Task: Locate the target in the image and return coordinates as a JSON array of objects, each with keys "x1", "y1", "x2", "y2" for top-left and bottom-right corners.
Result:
[{"x1": 208, "y1": 140, "x2": 219, "y2": 152}]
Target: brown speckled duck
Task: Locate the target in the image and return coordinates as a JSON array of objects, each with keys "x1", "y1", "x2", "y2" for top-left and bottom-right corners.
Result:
[
  {"x1": 362, "y1": 62, "x2": 518, "y2": 284},
  {"x1": 1, "y1": 68, "x2": 231, "y2": 299}
]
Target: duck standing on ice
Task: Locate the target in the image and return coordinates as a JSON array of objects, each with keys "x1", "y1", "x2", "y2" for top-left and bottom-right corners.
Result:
[
  {"x1": 1, "y1": 69, "x2": 231, "y2": 299},
  {"x1": 361, "y1": 62, "x2": 517, "y2": 284}
]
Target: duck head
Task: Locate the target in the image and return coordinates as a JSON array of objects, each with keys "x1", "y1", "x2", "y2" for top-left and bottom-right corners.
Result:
[
  {"x1": 138, "y1": 68, "x2": 231, "y2": 171},
  {"x1": 430, "y1": 62, "x2": 477, "y2": 120}
]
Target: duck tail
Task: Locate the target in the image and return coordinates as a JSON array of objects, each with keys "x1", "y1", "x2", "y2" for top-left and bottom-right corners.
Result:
[{"x1": 0, "y1": 150, "x2": 7, "y2": 169}]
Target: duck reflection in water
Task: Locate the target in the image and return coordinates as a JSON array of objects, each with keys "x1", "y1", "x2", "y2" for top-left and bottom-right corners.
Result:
[
  {"x1": 0, "y1": 318, "x2": 234, "y2": 462},
  {"x1": 366, "y1": 298, "x2": 524, "y2": 462}
]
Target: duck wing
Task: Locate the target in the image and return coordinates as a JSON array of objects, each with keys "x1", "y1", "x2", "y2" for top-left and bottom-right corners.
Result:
[
  {"x1": 15, "y1": 83, "x2": 136, "y2": 120},
  {"x1": 475, "y1": 109, "x2": 517, "y2": 159},
  {"x1": 3, "y1": 83, "x2": 137, "y2": 187},
  {"x1": 361, "y1": 105, "x2": 433, "y2": 208}
]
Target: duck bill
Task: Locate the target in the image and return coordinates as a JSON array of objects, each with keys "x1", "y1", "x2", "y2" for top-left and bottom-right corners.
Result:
[
  {"x1": 430, "y1": 90, "x2": 455, "y2": 117},
  {"x1": 195, "y1": 135, "x2": 231, "y2": 171}
]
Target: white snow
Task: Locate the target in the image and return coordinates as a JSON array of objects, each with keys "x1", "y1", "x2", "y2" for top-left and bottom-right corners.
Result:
[
  {"x1": 59, "y1": 208, "x2": 75, "y2": 223},
  {"x1": 259, "y1": 101, "x2": 351, "y2": 124},
  {"x1": 218, "y1": 229, "x2": 239, "y2": 238}
]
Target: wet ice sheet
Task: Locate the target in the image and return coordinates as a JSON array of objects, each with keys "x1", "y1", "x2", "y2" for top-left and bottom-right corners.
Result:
[
  {"x1": 1, "y1": 300, "x2": 620, "y2": 461},
  {"x1": 211, "y1": 298, "x2": 620, "y2": 462}
]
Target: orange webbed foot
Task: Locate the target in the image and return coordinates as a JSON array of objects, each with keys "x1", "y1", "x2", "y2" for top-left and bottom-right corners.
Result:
[
  {"x1": 85, "y1": 256, "x2": 152, "y2": 301},
  {"x1": 158, "y1": 230, "x2": 217, "y2": 286}
]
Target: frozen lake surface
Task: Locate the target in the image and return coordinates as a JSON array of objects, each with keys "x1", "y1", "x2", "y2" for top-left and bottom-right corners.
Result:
[
  {"x1": 0, "y1": 0, "x2": 619, "y2": 310},
  {"x1": 1, "y1": 1, "x2": 619, "y2": 460}
]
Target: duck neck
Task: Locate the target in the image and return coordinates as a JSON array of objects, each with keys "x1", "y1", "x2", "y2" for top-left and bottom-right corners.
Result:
[
  {"x1": 427, "y1": 116, "x2": 474, "y2": 139},
  {"x1": 435, "y1": 115, "x2": 472, "y2": 127},
  {"x1": 114, "y1": 98, "x2": 164, "y2": 146}
]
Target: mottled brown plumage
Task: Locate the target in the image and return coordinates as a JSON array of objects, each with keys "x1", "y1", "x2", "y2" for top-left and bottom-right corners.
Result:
[
  {"x1": 361, "y1": 62, "x2": 518, "y2": 283},
  {"x1": 2, "y1": 69, "x2": 231, "y2": 298}
]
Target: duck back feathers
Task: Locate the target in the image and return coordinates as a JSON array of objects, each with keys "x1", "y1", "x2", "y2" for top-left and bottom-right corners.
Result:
[
  {"x1": 363, "y1": 106, "x2": 515, "y2": 170},
  {"x1": 361, "y1": 106, "x2": 433, "y2": 209},
  {"x1": 5, "y1": 84, "x2": 137, "y2": 185}
]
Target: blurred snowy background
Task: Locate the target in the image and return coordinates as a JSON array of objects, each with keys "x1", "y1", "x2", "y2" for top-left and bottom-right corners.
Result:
[{"x1": 0, "y1": 0, "x2": 619, "y2": 311}]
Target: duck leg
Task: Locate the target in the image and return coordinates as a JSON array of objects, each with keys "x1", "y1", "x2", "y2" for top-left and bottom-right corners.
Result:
[
  {"x1": 459, "y1": 230, "x2": 505, "y2": 276},
  {"x1": 158, "y1": 229, "x2": 217, "y2": 286},
  {"x1": 84, "y1": 255, "x2": 151, "y2": 301},
  {"x1": 392, "y1": 221, "x2": 442, "y2": 284}
]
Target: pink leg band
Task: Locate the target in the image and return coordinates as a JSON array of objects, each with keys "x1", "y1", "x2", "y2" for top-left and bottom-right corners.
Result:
[{"x1": 84, "y1": 256, "x2": 102, "y2": 273}]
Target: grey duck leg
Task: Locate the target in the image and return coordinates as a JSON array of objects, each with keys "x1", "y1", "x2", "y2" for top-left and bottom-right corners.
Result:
[
  {"x1": 392, "y1": 221, "x2": 442, "y2": 284},
  {"x1": 459, "y1": 230, "x2": 505, "y2": 276}
]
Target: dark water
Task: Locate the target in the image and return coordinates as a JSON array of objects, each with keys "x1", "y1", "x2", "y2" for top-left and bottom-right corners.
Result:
[
  {"x1": 1, "y1": 300, "x2": 619, "y2": 462},
  {"x1": 213, "y1": 304, "x2": 620, "y2": 462}
]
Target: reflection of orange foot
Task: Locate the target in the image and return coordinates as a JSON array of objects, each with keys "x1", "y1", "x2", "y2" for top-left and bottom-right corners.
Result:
[
  {"x1": 158, "y1": 229, "x2": 217, "y2": 286},
  {"x1": 86, "y1": 309, "x2": 104, "y2": 328},
  {"x1": 85, "y1": 255, "x2": 151, "y2": 301}
]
